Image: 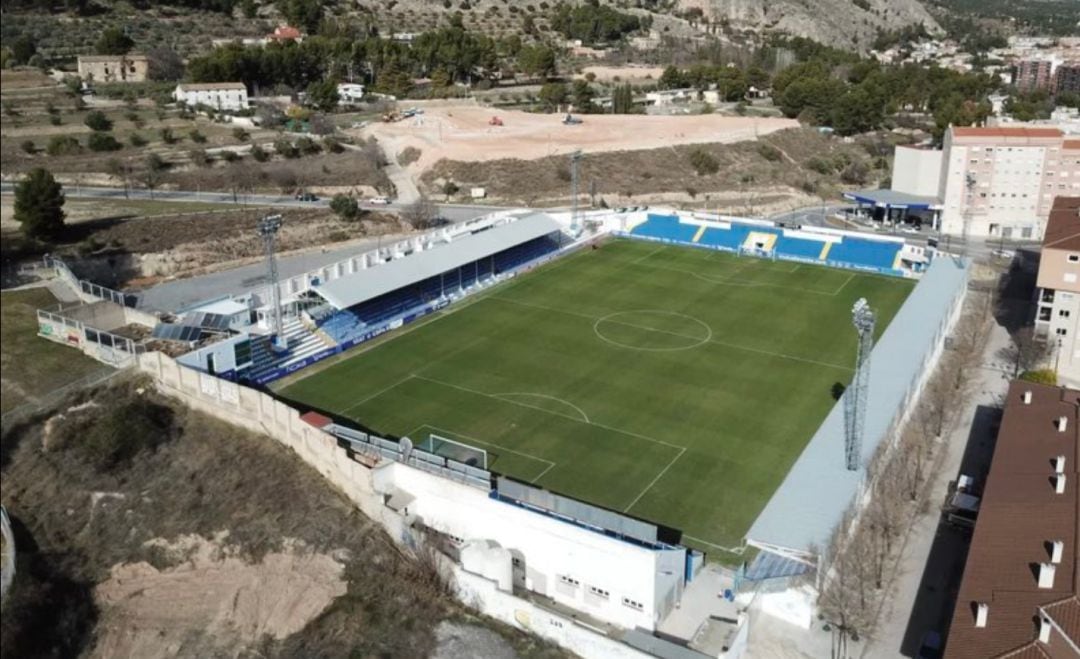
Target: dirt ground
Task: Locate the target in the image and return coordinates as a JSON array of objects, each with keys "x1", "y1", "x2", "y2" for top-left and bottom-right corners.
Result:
[
  {"x1": 0, "y1": 377, "x2": 569, "y2": 658},
  {"x1": 93, "y1": 534, "x2": 347, "y2": 659},
  {"x1": 575, "y1": 65, "x2": 666, "y2": 83},
  {"x1": 358, "y1": 102, "x2": 799, "y2": 175}
]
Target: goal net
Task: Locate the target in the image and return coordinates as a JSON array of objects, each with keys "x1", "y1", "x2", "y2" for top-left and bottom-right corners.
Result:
[{"x1": 418, "y1": 433, "x2": 489, "y2": 469}]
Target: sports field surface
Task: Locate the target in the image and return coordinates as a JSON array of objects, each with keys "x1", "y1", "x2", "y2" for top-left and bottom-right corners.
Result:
[{"x1": 278, "y1": 239, "x2": 914, "y2": 556}]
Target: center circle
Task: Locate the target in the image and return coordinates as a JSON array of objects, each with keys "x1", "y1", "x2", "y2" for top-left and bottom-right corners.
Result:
[{"x1": 593, "y1": 310, "x2": 712, "y2": 352}]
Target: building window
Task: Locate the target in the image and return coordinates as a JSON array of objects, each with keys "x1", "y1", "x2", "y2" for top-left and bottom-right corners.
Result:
[
  {"x1": 559, "y1": 575, "x2": 580, "y2": 588},
  {"x1": 622, "y1": 597, "x2": 644, "y2": 611},
  {"x1": 1057, "y1": 328, "x2": 1068, "y2": 337},
  {"x1": 1043, "y1": 290, "x2": 1056, "y2": 304},
  {"x1": 1040, "y1": 306, "x2": 1053, "y2": 322},
  {"x1": 1069, "y1": 255, "x2": 1080, "y2": 263},
  {"x1": 588, "y1": 586, "x2": 610, "y2": 599},
  {"x1": 1060, "y1": 310, "x2": 1071, "y2": 318}
]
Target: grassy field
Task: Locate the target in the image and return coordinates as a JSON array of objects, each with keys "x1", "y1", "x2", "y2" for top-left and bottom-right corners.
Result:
[
  {"x1": 0, "y1": 287, "x2": 109, "y2": 414},
  {"x1": 278, "y1": 239, "x2": 914, "y2": 556}
]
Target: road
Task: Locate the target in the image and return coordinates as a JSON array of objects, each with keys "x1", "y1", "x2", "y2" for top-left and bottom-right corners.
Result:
[{"x1": 0, "y1": 181, "x2": 506, "y2": 224}]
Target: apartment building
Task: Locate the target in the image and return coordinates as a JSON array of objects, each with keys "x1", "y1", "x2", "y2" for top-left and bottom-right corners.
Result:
[
  {"x1": 937, "y1": 127, "x2": 1080, "y2": 239},
  {"x1": 1035, "y1": 197, "x2": 1080, "y2": 385},
  {"x1": 1015, "y1": 58, "x2": 1057, "y2": 92},
  {"x1": 943, "y1": 381, "x2": 1079, "y2": 659},
  {"x1": 1054, "y1": 62, "x2": 1080, "y2": 96}
]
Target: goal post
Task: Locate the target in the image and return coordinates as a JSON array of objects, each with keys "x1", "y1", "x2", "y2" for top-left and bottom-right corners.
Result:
[{"x1": 417, "y1": 432, "x2": 489, "y2": 469}]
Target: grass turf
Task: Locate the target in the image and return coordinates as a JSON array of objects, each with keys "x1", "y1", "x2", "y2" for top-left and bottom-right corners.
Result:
[{"x1": 277, "y1": 239, "x2": 914, "y2": 557}]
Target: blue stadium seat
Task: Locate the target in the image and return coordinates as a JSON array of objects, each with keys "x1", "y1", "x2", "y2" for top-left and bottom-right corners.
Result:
[
  {"x1": 774, "y1": 236, "x2": 825, "y2": 260},
  {"x1": 828, "y1": 239, "x2": 901, "y2": 271},
  {"x1": 630, "y1": 214, "x2": 700, "y2": 243}
]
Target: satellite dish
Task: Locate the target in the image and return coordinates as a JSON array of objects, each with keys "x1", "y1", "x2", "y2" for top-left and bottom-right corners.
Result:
[{"x1": 400, "y1": 436, "x2": 413, "y2": 460}]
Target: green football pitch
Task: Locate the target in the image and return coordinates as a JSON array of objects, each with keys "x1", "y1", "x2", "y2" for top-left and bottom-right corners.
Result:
[{"x1": 277, "y1": 239, "x2": 914, "y2": 556}]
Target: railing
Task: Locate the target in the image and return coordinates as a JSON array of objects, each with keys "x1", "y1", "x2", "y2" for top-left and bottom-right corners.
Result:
[{"x1": 44, "y1": 255, "x2": 138, "y2": 308}]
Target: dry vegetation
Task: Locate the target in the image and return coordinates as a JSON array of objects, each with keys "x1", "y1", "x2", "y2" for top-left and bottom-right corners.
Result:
[
  {"x1": 0, "y1": 376, "x2": 568, "y2": 658},
  {"x1": 422, "y1": 127, "x2": 896, "y2": 209}
]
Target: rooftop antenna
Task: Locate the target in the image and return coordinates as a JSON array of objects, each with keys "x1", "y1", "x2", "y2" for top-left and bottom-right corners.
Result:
[
  {"x1": 844, "y1": 298, "x2": 876, "y2": 471},
  {"x1": 256, "y1": 214, "x2": 287, "y2": 351},
  {"x1": 570, "y1": 149, "x2": 583, "y2": 233}
]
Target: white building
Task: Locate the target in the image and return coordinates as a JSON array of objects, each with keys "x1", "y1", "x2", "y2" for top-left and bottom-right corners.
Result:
[
  {"x1": 174, "y1": 82, "x2": 249, "y2": 112},
  {"x1": 892, "y1": 145, "x2": 944, "y2": 198},
  {"x1": 336, "y1": 82, "x2": 365, "y2": 104}
]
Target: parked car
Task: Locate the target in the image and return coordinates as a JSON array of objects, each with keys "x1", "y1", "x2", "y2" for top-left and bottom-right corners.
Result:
[
  {"x1": 367, "y1": 196, "x2": 391, "y2": 205},
  {"x1": 295, "y1": 192, "x2": 318, "y2": 202}
]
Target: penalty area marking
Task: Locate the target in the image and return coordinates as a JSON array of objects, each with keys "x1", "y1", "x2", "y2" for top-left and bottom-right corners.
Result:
[
  {"x1": 494, "y1": 392, "x2": 590, "y2": 423},
  {"x1": 406, "y1": 423, "x2": 556, "y2": 483}
]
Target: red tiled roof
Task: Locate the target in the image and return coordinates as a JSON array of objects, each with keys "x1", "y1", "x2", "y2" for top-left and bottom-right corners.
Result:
[
  {"x1": 299, "y1": 411, "x2": 332, "y2": 429},
  {"x1": 1064, "y1": 140, "x2": 1080, "y2": 151},
  {"x1": 270, "y1": 25, "x2": 302, "y2": 40},
  {"x1": 951, "y1": 126, "x2": 1063, "y2": 139},
  {"x1": 1043, "y1": 197, "x2": 1080, "y2": 252},
  {"x1": 943, "y1": 382, "x2": 1080, "y2": 659}
]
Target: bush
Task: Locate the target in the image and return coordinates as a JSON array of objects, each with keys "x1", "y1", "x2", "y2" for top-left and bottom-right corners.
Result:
[
  {"x1": 87, "y1": 133, "x2": 123, "y2": 152},
  {"x1": 398, "y1": 146, "x2": 421, "y2": 165},
  {"x1": 78, "y1": 399, "x2": 175, "y2": 471},
  {"x1": 758, "y1": 144, "x2": 783, "y2": 162},
  {"x1": 323, "y1": 136, "x2": 344, "y2": 153},
  {"x1": 129, "y1": 133, "x2": 148, "y2": 147},
  {"x1": 49, "y1": 115, "x2": 63, "y2": 126},
  {"x1": 232, "y1": 127, "x2": 250, "y2": 141},
  {"x1": 295, "y1": 136, "x2": 321, "y2": 156},
  {"x1": 220, "y1": 150, "x2": 241, "y2": 162},
  {"x1": 330, "y1": 194, "x2": 360, "y2": 221},
  {"x1": 46, "y1": 135, "x2": 82, "y2": 156},
  {"x1": 274, "y1": 138, "x2": 300, "y2": 158},
  {"x1": 84, "y1": 110, "x2": 113, "y2": 132},
  {"x1": 250, "y1": 144, "x2": 269, "y2": 162},
  {"x1": 840, "y1": 161, "x2": 870, "y2": 185},
  {"x1": 1020, "y1": 369, "x2": 1057, "y2": 386},
  {"x1": 806, "y1": 156, "x2": 833, "y2": 175},
  {"x1": 189, "y1": 129, "x2": 207, "y2": 143},
  {"x1": 159, "y1": 127, "x2": 177, "y2": 144},
  {"x1": 688, "y1": 148, "x2": 719, "y2": 176},
  {"x1": 20, "y1": 140, "x2": 35, "y2": 154}
]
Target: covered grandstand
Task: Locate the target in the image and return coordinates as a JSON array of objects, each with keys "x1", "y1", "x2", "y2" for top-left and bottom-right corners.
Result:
[
  {"x1": 624, "y1": 213, "x2": 918, "y2": 275},
  {"x1": 230, "y1": 212, "x2": 567, "y2": 383}
]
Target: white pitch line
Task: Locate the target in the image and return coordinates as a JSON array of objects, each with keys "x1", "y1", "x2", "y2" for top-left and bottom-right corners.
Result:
[
  {"x1": 412, "y1": 373, "x2": 684, "y2": 451},
  {"x1": 340, "y1": 375, "x2": 414, "y2": 415},
  {"x1": 495, "y1": 392, "x2": 590, "y2": 423},
  {"x1": 630, "y1": 245, "x2": 668, "y2": 266},
  {"x1": 623, "y1": 447, "x2": 686, "y2": 513},
  {"x1": 833, "y1": 272, "x2": 856, "y2": 296},
  {"x1": 683, "y1": 535, "x2": 748, "y2": 554},
  {"x1": 489, "y1": 296, "x2": 853, "y2": 371},
  {"x1": 414, "y1": 423, "x2": 557, "y2": 483}
]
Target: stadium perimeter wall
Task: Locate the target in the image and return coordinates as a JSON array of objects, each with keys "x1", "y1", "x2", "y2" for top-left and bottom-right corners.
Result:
[{"x1": 134, "y1": 352, "x2": 699, "y2": 659}]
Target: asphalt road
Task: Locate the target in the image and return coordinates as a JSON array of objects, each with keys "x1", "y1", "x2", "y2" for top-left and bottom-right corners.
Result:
[{"x1": 0, "y1": 181, "x2": 507, "y2": 224}]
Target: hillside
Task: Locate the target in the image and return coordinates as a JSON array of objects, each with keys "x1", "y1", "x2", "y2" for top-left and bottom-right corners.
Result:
[{"x1": 676, "y1": 0, "x2": 940, "y2": 51}]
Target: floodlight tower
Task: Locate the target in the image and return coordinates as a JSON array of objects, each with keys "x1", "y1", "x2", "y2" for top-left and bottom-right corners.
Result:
[
  {"x1": 570, "y1": 150, "x2": 583, "y2": 233},
  {"x1": 844, "y1": 298, "x2": 876, "y2": 471},
  {"x1": 256, "y1": 214, "x2": 287, "y2": 352}
]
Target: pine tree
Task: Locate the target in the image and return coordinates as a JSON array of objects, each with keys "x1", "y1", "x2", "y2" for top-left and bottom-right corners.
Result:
[{"x1": 14, "y1": 168, "x2": 66, "y2": 240}]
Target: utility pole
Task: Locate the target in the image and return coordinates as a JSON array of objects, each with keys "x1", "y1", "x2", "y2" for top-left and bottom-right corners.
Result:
[
  {"x1": 844, "y1": 298, "x2": 876, "y2": 471},
  {"x1": 570, "y1": 150, "x2": 583, "y2": 233},
  {"x1": 256, "y1": 214, "x2": 287, "y2": 352}
]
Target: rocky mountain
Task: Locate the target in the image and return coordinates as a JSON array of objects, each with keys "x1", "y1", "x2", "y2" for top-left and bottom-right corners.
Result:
[{"x1": 678, "y1": 0, "x2": 941, "y2": 51}]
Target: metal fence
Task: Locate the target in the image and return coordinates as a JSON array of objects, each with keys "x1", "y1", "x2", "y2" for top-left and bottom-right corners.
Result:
[{"x1": 44, "y1": 255, "x2": 138, "y2": 308}]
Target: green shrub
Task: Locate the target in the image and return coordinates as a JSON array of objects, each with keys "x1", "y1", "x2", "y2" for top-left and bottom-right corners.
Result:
[
  {"x1": 688, "y1": 148, "x2": 720, "y2": 175},
  {"x1": 1020, "y1": 369, "x2": 1057, "y2": 386},
  {"x1": 758, "y1": 144, "x2": 783, "y2": 162},
  {"x1": 84, "y1": 110, "x2": 113, "y2": 131},
  {"x1": 20, "y1": 140, "x2": 35, "y2": 154},
  {"x1": 79, "y1": 399, "x2": 175, "y2": 471},
  {"x1": 49, "y1": 115, "x2": 62, "y2": 126},
  {"x1": 330, "y1": 194, "x2": 360, "y2": 220},
  {"x1": 250, "y1": 144, "x2": 269, "y2": 162},
  {"x1": 46, "y1": 135, "x2": 82, "y2": 156},
  {"x1": 129, "y1": 133, "x2": 148, "y2": 147},
  {"x1": 87, "y1": 132, "x2": 123, "y2": 152},
  {"x1": 232, "y1": 126, "x2": 250, "y2": 141},
  {"x1": 160, "y1": 127, "x2": 177, "y2": 144},
  {"x1": 220, "y1": 150, "x2": 241, "y2": 162},
  {"x1": 189, "y1": 129, "x2": 207, "y2": 143},
  {"x1": 274, "y1": 138, "x2": 299, "y2": 159}
]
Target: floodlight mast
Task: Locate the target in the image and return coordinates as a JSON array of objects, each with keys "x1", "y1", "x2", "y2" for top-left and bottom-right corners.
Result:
[
  {"x1": 844, "y1": 298, "x2": 876, "y2": 471},
  {"x1": 570, "y1": 150, "x2": 583, "y2": 233},
  {"x1": 256, "y1": 214, "x2": 286, "y2": 351}
]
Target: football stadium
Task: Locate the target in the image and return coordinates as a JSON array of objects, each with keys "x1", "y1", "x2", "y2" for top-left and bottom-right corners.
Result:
[
  {"x1": 37, "y1": 206, "x2": 968, "y2": 641},
  {"x1": 268, "y1": 212, "x2": 916, "y2": 556}
]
